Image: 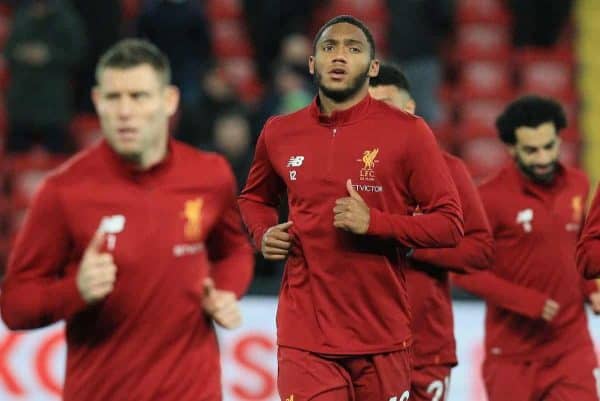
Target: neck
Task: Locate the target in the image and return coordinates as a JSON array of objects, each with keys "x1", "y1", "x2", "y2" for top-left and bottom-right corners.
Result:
[
  {"x1": 127, "y1": 135, "x2": 169, "y2": 171},
  {"x1": 318, "y1": 85, "x2": 369, "y2": 116}
]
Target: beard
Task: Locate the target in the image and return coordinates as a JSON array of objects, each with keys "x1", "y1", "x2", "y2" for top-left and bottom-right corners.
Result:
[
  {"x1": 515, "y1": 155, "x2": 558, "y2": 184},
  {"x1": 314, "y1": 64, "x2": 370, "y2": 103}
]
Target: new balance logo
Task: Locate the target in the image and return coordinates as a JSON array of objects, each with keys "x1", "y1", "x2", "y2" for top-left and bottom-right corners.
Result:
[{"x1": 287, "y1": 156, "x2": 304, "y2": 167}]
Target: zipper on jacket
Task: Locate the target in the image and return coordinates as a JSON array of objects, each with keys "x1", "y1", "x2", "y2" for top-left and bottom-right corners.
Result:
[{"x1": 326, "y1": 127, "x2": 337, "y2": 176}]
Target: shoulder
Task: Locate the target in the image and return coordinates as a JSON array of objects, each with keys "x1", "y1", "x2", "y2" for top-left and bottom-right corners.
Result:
[
  {"x1": 44, "y1": 142, "x2": 106, "y2": 188},
  {"x1": 443, "y1": 152, "x2": 467, "y2": 171},
  {"x1": 173, "y1": 140, "x2": 233, "y2": 174},
  {"x1": 478, "y1": 165, "x2": 512, "y2": 197},
  {"x1": 172, "y1": 140, "x2": 236, "y2": 189},
  {"x1": 369, "y1": 98, "x2": 422, "y2": 124},
  {"x1": 564, "y1": 165, "x2": 589, "y2": 189},
  {"x1": 260, "y1": 106, "x2": 312, "y2": 136}
]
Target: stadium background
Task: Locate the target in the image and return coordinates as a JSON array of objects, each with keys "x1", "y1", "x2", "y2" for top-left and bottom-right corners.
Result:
[{"x1": 1, "y1": 0, "x2": 600, "y2": 400}]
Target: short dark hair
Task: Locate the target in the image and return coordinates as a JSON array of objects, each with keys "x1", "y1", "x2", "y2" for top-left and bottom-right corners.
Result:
[
  {"x1": 313, "y1": 15, "x2": 376, "y2": 60},
  {"x1": 369, "y1": 63, "x2": 411, "y2": 93},
  {"x1": 95, "y1": 38, "x2": 171, "y2": 85},
  {"x1": 495, "y1": 95, "x2": 567, "y2": 145}
]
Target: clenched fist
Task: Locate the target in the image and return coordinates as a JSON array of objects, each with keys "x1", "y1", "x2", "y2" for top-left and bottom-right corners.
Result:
[
  {"x1": 261, "y1": 221, "x2": 293, "y2": 260},
  {"x1": 76, "y1": 229, "x2": 117, "y2": 304},
  {"x1": 333, "y1": 179, "x2": 370, "y2": 234},
  {"x1": 202, "y1": 278, "x2": 242, "y2": 329}
]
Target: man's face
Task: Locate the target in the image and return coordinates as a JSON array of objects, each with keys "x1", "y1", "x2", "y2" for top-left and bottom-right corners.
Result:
[
  {"x1": 368, "y1": 84, "x2": 416, "y2": 113},
  {"x1": 309, "y1": 23, "x2": 379, "y2": 103},
  {"x1": 511, "y1": 121, "x2": 561, "y2": 184},
  {"x1": 92, "y1": 64, "x2": 178, "y2": 164}
]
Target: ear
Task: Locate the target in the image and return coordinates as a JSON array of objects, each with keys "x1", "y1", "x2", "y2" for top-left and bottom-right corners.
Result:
[
  {"x1": 508, "y1": 145, "x2": 517, "y2": 157},
  {"x1": 164, "y1": 85, "x2": 180, "y2": 117},
  {"x1": 368, "y1": 59, "x2": 380, "y2": 78},
  {"x1": 91, "y1": 86, "x2": 101, "y2": 112},
  {"x1": 308, "y1": 56, "x2": 315, "y2": 75}
]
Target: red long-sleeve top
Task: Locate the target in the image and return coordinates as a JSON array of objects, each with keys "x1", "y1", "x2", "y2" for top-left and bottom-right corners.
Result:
[
  {"x1": 408, "y1": 152, "x2": 493, "y2": 368},
  {"x1": 577, "y1": 185, "x2": 600, "y2": 278},
  {"x1": 238, "y1": 94, "x2": 463, "y2": 354},
  {"x1": 0, "y1": 139, "x2": 254, "y2": 401},
  {"x1": 454, "y1": 163, "x2": 597, "y2": 361}
]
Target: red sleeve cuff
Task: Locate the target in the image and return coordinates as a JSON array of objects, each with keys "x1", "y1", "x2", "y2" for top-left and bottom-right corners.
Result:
[
  {"x1": 367, "y1": 208, "x2": 394, "y2": 237},
  {"x1": 45, "y1": 275, "x2": 88, "y2": 321}
]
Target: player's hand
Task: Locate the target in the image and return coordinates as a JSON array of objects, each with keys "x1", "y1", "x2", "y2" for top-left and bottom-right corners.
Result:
[
  {"x1": 588, "y1": 292, "x2": 600, "y2": 315},
  {"x1": 202, "y1": 278, "x2": 242, "y2": 329},
  {"x1": 261, "y1": 221, "x2": 293, "y2": 260},
  {"x1": 541, "y1": 299, "x2": 560, "y2": 322},
  {"x1": 333, "y1": 179, "x2": 370, "y2": 234},
  {"x1": 76, "y1": 228, "x2": 117, "y2": 304}
]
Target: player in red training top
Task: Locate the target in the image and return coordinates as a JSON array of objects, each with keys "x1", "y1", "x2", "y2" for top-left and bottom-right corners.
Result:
[
  {"x1": 454, "y1": 95, "x2": 600, "y2": 401},
  {"x1": 577, "y1": 181, "x2": 600, "y2": 279},
  {"x1": 0, "y1": 39, "x2": 254, "y2": 401},
  {"x1": 238, "y1": 15, "x2": 464, "y2": 401},
  {"x1": 369, "y1": 63, "x2": 494, "y2": 401}
]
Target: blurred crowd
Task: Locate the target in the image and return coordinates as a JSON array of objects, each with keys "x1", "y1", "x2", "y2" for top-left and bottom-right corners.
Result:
[{"x1": 0, "y1": 0, "x2": 576, "y2": 290}]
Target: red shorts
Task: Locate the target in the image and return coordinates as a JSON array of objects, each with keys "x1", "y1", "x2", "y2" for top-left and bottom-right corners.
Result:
[
  {"x1": 410, "y1": 364, "x2": 452, "y2": 401},
  {"x1": 483, "y1": 346, "x2": 600, "y2": 401},
  {"x1": 277, "y1": 346, "x2": 411, "y2": 401}
]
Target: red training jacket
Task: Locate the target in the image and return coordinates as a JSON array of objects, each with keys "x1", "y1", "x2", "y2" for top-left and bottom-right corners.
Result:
[
  {"x1": 454, "y1": 162, "x2": 597, "y2": 361},
  {"x1": 577, "y1": 184, "x2": 600, "y2": 278},
  {"x1": 238, "y1": 94, "x2": 463, "y2": 354},
  {"x1": 0, "y1": 139, "x2": 254, "y2": 401},
  {"x1": 408, "y1": 152, "x2": 493, "y2": 368}
]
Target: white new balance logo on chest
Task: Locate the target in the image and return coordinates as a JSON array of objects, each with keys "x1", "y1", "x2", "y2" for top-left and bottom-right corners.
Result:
[
  {"x1": 516, "y1": 208, "x2": 534, "y2": 233},
  {"x1": 287, "y1": 156, "x2": 304, "y2": 167}
]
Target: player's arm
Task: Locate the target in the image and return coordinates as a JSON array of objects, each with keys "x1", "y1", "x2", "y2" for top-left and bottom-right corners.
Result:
[
  {"x1": 410, "y1": 157, "x2": 493, "y2": 273},
  {"x1": 206, "y1": 158, "x2": 254, "y2": 299},
  {"x1": 366, "y1": 119, "x2": 464, "y2": 248},
  {"x1": 238, "y1": 118, "x2": 288, "y2": 258},
  {"x1": 577, "y1": 185, "x2": 600, "y2": 279},
  {"x1": 0, "y1": 179, "x2": 88, "y2": 330},
  {"x1": 452, "y1": 271, "x2": 556, "y2": 320}
]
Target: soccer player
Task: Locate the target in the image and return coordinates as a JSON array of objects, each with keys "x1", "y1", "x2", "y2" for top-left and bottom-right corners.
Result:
[
  {"x1": 0, "y1": 39, "x2": 254, "y2": 401},
  {"x1": 453, "y1": 95, "x2": 600, "y2": 401},
  {"x1": 369, "y1": 63, "x2": 494, "y2": 401},
  {"x1": 577, "y1": 184, "x2": 600, "y2": 279},
  {"x1": 238, "y1": 15, "x2": 463, "y2": 401}
]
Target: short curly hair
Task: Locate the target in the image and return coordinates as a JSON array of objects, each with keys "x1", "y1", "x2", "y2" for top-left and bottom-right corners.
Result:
[
  {"x1": 96, "y1": 38, "x2": 171, "y2": 85},
  {"x1": 495, "y1": 95, "x2": 567, "y2": 145},
  {"x1": 313, "y1": 15, "x2": 376, "y2": 60}
]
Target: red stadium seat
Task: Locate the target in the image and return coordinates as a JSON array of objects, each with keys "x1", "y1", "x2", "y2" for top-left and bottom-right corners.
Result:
[
  {"x1": 0, "y1": 56, "x2": 10, "y2": 90},
  {"x1": 458, "y1": 136, "x2": 509, "y2": 181},
  {"x1": 457, "y1": 61, "x2": 514, "y2": 100},
  {"x1": 205, "y1": 0, "x2": 243, "y2": 20},
  {"x1": 70, "y1": 114, "x2": 102, "y2": 150},
  {"x1": 457, "y1": 98, "x2": 511, "y2": 139},
  {"x1": 457, "y1": 0, "x2": 511, "y2": 24},
  {"x1": 211, "y1": 20, "x2": 254, "y2": 58},
  {"x1": 559, "y1": 140, "x2": 580, "y2": 167},
  {"x1": 221, "y1": 57, "x2": 263, "y2": 102},
  {"x1": 120, "y1": 0, "x2": 141, "y2": 20},
  {"x1": 6, "y1": 152, "x2": 66, "y2": 210},
  {"x1": 0, "y1": 14, "x2": 10, "y2": 50},
  {"x1": 455, "y1": 23, "x2": 511, "y2": 61},
  {"x1": 519, "y1": 59, "x2": 575, "y2": 101}
]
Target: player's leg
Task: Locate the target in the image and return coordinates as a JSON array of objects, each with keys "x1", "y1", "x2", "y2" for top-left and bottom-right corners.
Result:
[
  {"x1": 410, "y1": 364, "x2": 452, "y2": 401},
  {"x1": 348, "y1": 348, "x2": 411, "y2": 401},
  {"x1": 544, "y1": 346, "x2": 600, "y2": 401},
  {"x1": 277, "y1": 346, "x2": 353, "y2": 401},
  {"x1": 482, "y1": 357, "x2": 534, "y2": 401}
]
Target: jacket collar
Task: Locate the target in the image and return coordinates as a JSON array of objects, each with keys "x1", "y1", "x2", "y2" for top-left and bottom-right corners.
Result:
[
  {"x1": 506, "y1": 160, "x2": 567, "y2": 199},
  {"x1": 309, "y1": 93, "x2": 372, "y2": 126},
  {"x1": 100, "y1": 138, "x2": 175, "y2": 183}
]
